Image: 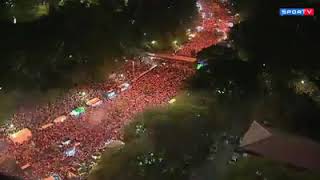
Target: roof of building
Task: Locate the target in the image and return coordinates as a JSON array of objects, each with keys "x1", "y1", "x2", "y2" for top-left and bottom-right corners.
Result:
[{"x1": 240, "y1": 121, "x2": 320, "y2": 171}]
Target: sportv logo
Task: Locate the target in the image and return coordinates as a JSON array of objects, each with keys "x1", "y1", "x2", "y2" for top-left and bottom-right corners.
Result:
[{"x1": 279, "y1": 8, "x2": 314, "y2": 16}]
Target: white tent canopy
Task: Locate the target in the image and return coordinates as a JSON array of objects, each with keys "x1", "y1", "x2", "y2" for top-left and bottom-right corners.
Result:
[
  {"x1": 9, "y1": 128, "x2": 32, "y2": 144},
  {"x1": 54, "y1": 115, "x2": 67, "y2": 123},
  {"x1": 86, "y1": 97, "x2": 102, "y2": 107}
]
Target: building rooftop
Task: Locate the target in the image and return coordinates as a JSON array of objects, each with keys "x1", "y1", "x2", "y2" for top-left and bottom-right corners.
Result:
[{"x1": 240, "y1": 121, "x2": 320, "y2": 171}]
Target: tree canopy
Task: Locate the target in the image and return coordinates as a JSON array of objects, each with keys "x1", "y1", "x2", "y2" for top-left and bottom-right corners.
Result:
[{"x1": 0, "y1": 0, "x2": 196, "y2": 91}]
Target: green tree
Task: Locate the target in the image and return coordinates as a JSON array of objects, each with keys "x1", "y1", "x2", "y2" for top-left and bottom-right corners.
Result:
[{"x1": 191, "y1": 45, "x2": 260, "y2": 103}]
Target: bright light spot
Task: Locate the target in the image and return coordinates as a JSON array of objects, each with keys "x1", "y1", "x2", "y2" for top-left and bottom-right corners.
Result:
[
  {"x1": 197, "y1": 63, "x2": 204, "y2": 70},
  {"x1": 173, "y1": 40, "x2": 178, "y2": 44},
  {"x1": 151, "y1": 40, "x2": 157, "y2": 45},
  {"x1": 168, "y1": 98, "x2": 176, "y2": 104},
  {"x1": 189, "y1": 33, "x2": 196, "y2": 38},
  {"x1": 196, "y1": 2, "x2": 203, "y2": 11},
  {"x1": 13, "y1": 16, "x2": 16, "y2": 24},
  {"x1": 81, "y1": 92, "x2": 86, "y2": 96},
  {"x1": 301, "y1": 80, "x2": 305, "y2": 84},
  {"x1": 10, "y1": 124, "x2": 14, "y2": 128},
  {"x1": 202, "y1": 13, "x2": 206, "y2": 18},
  {"x1": 0, "y1": 87, "x2": 2, "y2": 90},
  {"x1": 222, "y1": 32, "x2": 228, "y2": 40},
  {"x1": 196, "y1": 26, "x2": 203, "y2": 32}
]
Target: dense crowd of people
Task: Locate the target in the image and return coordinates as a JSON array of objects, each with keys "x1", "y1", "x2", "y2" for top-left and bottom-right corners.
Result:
[
  {"x1": 4, "y1": 60, "x2": 194, "y2": 179},
  {"x1": 176, "y1": 0, "x2": 234, "y2": 57},
  {"x1": 0, "y1": 0, "x2": 233, "y2": 179}
]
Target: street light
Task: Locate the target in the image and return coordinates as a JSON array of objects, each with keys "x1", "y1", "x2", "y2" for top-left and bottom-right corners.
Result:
[
  {"x1": 151, "y1": 40, "x2": 157, "y2": 45},
  {"x1": 189, "y1": 33, "x2": 196, "y2": 38},
  {"x1": 301, "y1": 80, "x2": 305, "y2": 84}
]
